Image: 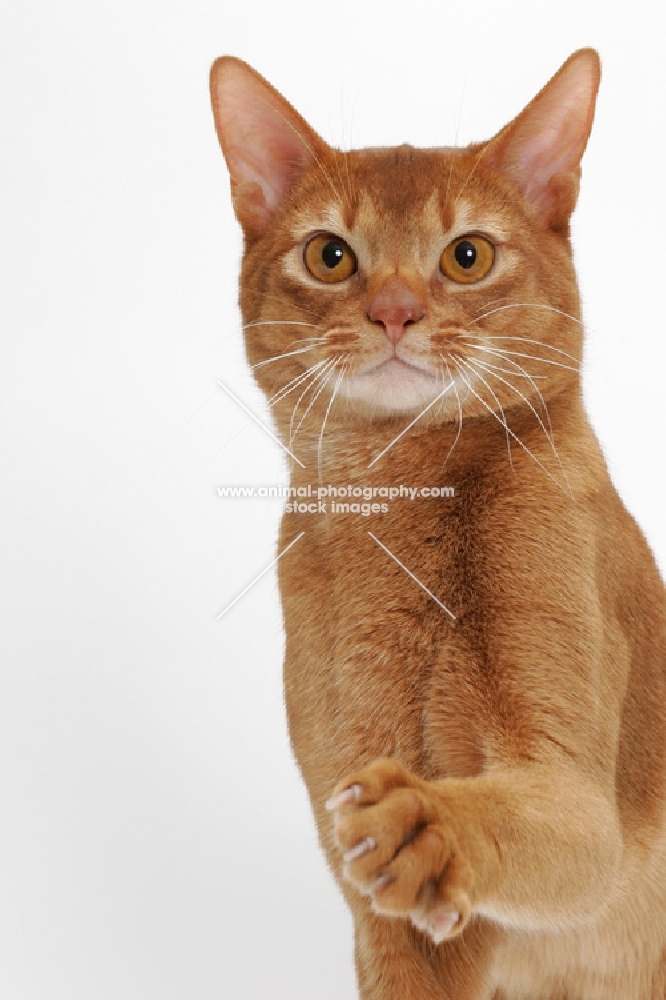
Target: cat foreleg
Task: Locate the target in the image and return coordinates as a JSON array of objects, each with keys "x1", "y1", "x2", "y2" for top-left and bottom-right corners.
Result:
[{"x1": 327, "y1": 756, "x2": 621, "y2": 945}]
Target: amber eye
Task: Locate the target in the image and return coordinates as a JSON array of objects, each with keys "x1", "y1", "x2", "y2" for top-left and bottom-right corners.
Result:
[
  {"x1": 304, "y1": 233, "x2": 357, "y2": 283},
  {"x1": 440, "y1": 235, "x2": 495, "y2": 284}
]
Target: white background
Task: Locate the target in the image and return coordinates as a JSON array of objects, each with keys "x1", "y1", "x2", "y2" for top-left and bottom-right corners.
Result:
[{"x1": 1, "y1": 2, "x2": 665, "y2": 998}]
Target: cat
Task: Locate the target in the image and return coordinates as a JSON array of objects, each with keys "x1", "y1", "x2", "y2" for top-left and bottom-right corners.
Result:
[{"x1": 209, "y1": 50, "x2": 666, "y2": 999}]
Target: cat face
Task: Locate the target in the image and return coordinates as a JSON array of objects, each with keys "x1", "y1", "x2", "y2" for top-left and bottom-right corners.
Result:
[{"x1": 211, "y1": 51, "x2": 599, "y2": 428}]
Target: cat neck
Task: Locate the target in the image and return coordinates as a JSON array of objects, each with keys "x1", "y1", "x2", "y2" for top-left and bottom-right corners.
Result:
[{"x1": 281, "y1": 384, "x2": 585, "y2": 502}]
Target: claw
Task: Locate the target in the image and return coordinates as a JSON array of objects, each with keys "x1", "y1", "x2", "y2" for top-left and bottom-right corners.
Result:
[
  {"x1": 368, "y1": 871, "x2": 396, "y2": 899},
  {"x1": 343, "y1": 836, "x2": 376, "y2": 863},
  {"x1": 325, "y1": 783, "x2": 363, "y2": 811},
  {"x1": 427, "y1": 906, "x2": 460, "y2": 944}
]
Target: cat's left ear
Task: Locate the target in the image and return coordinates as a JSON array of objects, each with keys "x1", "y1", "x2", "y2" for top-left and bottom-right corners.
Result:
[
  {"x1": 210, "y1": 57, "x2": 328, "y2": 238},
  {"x1": 484, "y1": 49, "x2": 601, "y2": 233}
]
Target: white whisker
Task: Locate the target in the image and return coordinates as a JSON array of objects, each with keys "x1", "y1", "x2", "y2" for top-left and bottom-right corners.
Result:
[
  {"x1": 454, "y1": 142, "x2": 494, "y2": 205},
  {"x1": 318, "y1": 355, "x2": 350, "y2": 483},
  {"x1": 470, "y1": 351, "x2": 554, "y2": 441},
  {"x1": 250, "y1": 293, "x2": 320, "y2": 319},
  {"x1": 451, "y1": 358, "x2": 573, "y2": 499},
  {"x1": 288, "y1": 358, "x2": 336, "y2": 443},
  {"x1": 290, "y1": 357, "x2": 339, "y2": 445},
  {"x1": 469, "y1": 356, "x2": 572, "y2": 493},
  {"x1": 469, "y1": 302, "x2": 582, "y2": 330},
  {"x1": 467, "y1": 356, "x2": 552, "y2": 445},
  {"x1": 457, "y1": 357, "x2": 513, "y2": 470},
  {"x1": 462, "y1": 331, "x2": 579, "y2": 364},
  {"x1": 460, "y1": 356, "x2": 547, "y2": 380},
  {"x1": 440, "y1": 356, "x2": 463, "y2": 467},
  {"x1": 461, "y1": 342, "x2": 579, "y2": 373},
  {"x1": 251, "y1": 343, "x2": 322, "y2": 370},
  {"x1": 268, "y1": 359, "x2": 329, "y2": 407},
  {"x1": 333, "y1": 150, "x2": 354, "y2": 211},
  {"x1": 265, "y1": 98, "x2": 345, "y2": 207},
  {"x1": 243, "y1": 320, "x2": 319, "y2": 331}
]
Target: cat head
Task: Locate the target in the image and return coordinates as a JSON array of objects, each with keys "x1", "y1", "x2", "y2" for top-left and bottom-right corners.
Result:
[{"x1": 210, "y1": 51, "x2": 600, "y2": 428}]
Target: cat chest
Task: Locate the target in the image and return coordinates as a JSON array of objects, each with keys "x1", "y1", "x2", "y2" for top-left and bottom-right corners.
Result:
[{"x1": 281, "y1": 519, "x2": 487, "y2": 780}]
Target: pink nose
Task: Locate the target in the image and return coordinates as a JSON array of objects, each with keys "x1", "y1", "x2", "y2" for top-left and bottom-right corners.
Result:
[{"x1": 367, "y1": 278, "x2": 426, "y2": 345}]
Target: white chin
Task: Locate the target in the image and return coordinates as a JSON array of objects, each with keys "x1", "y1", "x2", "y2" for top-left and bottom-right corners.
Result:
[{"x1": 341, "y1": 360, "x2": 449, "y2": 415}]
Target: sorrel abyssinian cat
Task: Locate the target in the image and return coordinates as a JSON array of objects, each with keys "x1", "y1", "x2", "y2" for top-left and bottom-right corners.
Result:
[{"x1": 210, "y1": 50, "x2": 666, "y2": 998}]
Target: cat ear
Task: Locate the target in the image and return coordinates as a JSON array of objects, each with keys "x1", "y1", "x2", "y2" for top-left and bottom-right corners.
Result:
[
  {"x1": 210, "y1": 57, "x2": 327, "y2": 236},
  {"x1": 484, "y1": 49, "x2": 601, "y2": 233}
]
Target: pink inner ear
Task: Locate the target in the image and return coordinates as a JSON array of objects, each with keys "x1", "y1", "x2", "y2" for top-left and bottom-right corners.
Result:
[
  {"x1": 225, "y1": 109, "x2": 314, "y2": 212},
  {"x1": 211, "y1": 58, "x2": 321, "y2": 229},
  {"x1": 517, "y1": 121, "x2": 581, "y2": 205},
  {"x1": 487, "y1": 50, "x2": 601, "y2": 226}
]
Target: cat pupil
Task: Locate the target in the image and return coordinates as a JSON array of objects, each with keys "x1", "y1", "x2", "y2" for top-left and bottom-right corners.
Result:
[
  {"x1": 322, "y1": 241, "x2": 344, "y2": 269},
  {"x1": 455, "y1": 240, "x2": 477, "y2": 269}
]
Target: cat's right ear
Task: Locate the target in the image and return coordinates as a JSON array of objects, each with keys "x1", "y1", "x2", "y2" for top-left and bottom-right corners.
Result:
[{"x1": 210, "y1": 57, "x2": 326, "y2": 238}]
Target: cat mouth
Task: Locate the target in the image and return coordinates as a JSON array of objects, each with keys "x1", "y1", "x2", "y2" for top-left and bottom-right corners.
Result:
[
  {"x1": 359, "y1": 357, "x2": 437, "y2": 380},
  {"x1": 341, "y1": 354, "x2": 450, "y2": 415}
]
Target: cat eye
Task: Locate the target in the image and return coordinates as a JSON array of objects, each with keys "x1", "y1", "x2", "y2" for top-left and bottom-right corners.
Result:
[
  {"x1": 440, "y1": 235, "x2": 495, "y2": 284},
  {"x1": 304, "y1": 233, "x2": 357, "y2": 284}
]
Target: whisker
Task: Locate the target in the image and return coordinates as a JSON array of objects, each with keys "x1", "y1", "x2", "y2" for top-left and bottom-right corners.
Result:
[
  {"x1": 457, "y1": 357, "x2": 513, "y2": 470},
  {"x1": 250, "y1": 293, "x2": 321, "y2": 319},
  {"x1": 318, "y1": 355, "x2": 350, "y2": 483},
  {"x1": 268, "y1": 359, "x2": 329, "y2": 407},
  {"x1": 470, "y1": 351, "x2": 553, "y2": 440},
  {"x1": 440, "y1": 356, "x2": 463, "y2": 467},
  {"x1": 460, "y1": 342, "x2": 580, "y2": 372},
  {"x1": 264, "y1": 97, "x2": 346, "y2": 207},
  {"x1": 468, "y1": 302, "x2": 582, "y2": 331},
  {"x1": 343, "y1": 147, "x2": 356, "y2": 208},
  {"x1": 290, "y1": 357, "x2": 340, "y2": 445},
  {"x1": 442, "y1": 67, "x2": 469, "y2": 211},
  {"x1": 243, "y1": 320, "x2": 320, "y2": 331},
  {"x1": 460, "y1": 326, "x2": 579, "y2": 364},
  {"x1": 333, "y1": 149, "x2": 354, "y2": 211},
  {"x1": 468, "y1": 336, "x2": 581, "y2": 364},
  {"x1": 443, "y1": 153, "x2": 457, "y2": 216},
  {"x1": 459, "y1": 356, "x2": 547, "y2": 380},
  {"x1": 268, "y1": 360, "x2": 327, "y2": 405},
  {"x1": 469, "y1": 357, "x2": 571, "y2": 491},
  {"x1": 473, "y1": 294, "x2": 513, "y2": 313},
  {"x1": 454, "y1": 115, "x2": 530, "y2": 205},
  {"x1": 468, "y1": 356, "x2": 553, "y2": 445},
  {"x1": 454, "y1": 142, "x2": 494, "y2": 205},
  {"x1": 451, "y1": 358, "x2": 573, "y2": 499},
  {"x1": 251, "y1": 343, "x2": 323, "y2": 370},
  {"x1": 337, "y1": 78, "x2": 356, "y2": 207},
  {"x1": 289, "y1": 358, "x2": 335, "y2": 447},
  {"x1": 462, "y1": 331, "x2": 579, "y2": 364},
  {"x1": 289, "y1": 367, "x2": 324, "y2": 443}
]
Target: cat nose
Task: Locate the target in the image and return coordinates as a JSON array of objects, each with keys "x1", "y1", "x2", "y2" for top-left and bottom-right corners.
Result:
[{"x1": 367, "y1": 278, "x2": 426, "y2": 345}]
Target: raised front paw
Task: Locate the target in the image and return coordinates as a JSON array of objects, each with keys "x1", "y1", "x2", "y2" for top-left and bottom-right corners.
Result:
[{"x1": 326, "y1": 758, "x2": 474, "y2": 944}]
